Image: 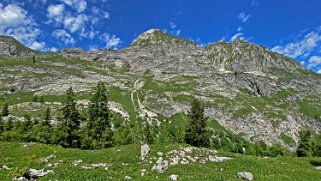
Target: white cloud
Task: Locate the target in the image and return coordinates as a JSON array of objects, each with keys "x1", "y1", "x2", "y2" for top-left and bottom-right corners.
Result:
[
  {"x1": 0, "y1": 4, "x2": 28, "y2": 28},
  {"x1": 29, "y1": 41, "x2": 45, "y2": 50},
  {"x1": 52, "y1": 29, "x2": 75, "y2": 44},
  {"x1": 317, "y1": 69, "x2": 321, "y2": 74},
  {"x1": 169, "y1": 21, "x2": 177, "y2": 29},
  {"x1": 50, "y1": 47, "x2": 58, "y2": 52},
  {"x1": 238, "y1": 12, "x2": 251, "y2": 23},
  {"x1": 231, "y1": 32, "x2": 244, "y2": 41},
  {"x1": 0, "y1": 4, "x2": 42, "y2": 49},
  {"x1": 308, "y1": 56, "x2": 321, "y2": 68},
  {"x1": 63, "y1": 14, "x2": 88, "y2": 33},
  {"x1": 80, "y1": 28, "x2": 99, "y2": 39},
  {"x1": 176, "y1": 29, "x2": 181, "y2": 36},
  {"x1": 91, "y1": 6, "x2": 110, "y2": 19},
  {"x1": 47, "y1": 4, "x2": 65, "y2": 23},
  {"x1": 102, "y1": 33, "x2": 121, "y2": 49},
  {"x1": 272, "y1": 29, "x2": 321, "y2": 58},
  {"x1": 237, "y1": 26, "x2": 242, "y2": 32},
  {"x1": 61, "y1": 0, "x2": 87, "y2": 13}
]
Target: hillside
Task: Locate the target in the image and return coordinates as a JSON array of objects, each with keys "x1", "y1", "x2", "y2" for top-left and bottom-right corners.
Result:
[
  {"x1": 1, "y1": 142, "x2": 321, "y2": 180},
  {"x1": 1, "y1": 29, "x2": 321, "y2": 151}
]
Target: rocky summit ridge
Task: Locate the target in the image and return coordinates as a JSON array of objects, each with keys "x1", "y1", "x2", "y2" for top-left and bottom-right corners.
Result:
[{"x1": 0, "y1": 29, "x2": 321, "y2": 150}]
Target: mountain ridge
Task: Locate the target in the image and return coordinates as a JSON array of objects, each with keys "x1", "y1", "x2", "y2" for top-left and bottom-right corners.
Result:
[{"x1": 0, "y1": 30, "x2": 321, "y2": 149}]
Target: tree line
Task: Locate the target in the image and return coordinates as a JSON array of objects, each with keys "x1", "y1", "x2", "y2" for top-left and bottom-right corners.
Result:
[{"x1": 0, "y1": 82, "x2": 309, "y2": 157}]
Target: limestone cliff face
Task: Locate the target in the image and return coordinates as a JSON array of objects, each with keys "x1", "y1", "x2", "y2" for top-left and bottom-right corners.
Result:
[{"x1": 1, "y1": 29, "x2": 321, "y2": 149}]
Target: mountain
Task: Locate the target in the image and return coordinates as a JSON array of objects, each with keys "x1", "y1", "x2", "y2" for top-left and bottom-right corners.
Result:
[
  {"x1": 1, "y1": 29, "x2": 321, "y2": 150},
  {"x1": 0, "y1": 35, "x2": 37, "y2": 57}
]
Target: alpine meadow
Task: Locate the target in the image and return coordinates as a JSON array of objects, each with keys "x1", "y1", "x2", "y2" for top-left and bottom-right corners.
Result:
[{"x1": 1, "y1": 0, "x2": 321, "y2": 180}]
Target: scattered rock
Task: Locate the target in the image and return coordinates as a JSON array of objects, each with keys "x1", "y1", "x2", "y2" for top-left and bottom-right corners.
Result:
[
  {"x1": 141, "y1": 144, "x2": 150, "y2": 161},
  {"x1": 1, "y1": 165, "x2": 11, "y2": 170},
  {"x1": 180, "y1": 158, "x2": 189, "y2": 164},
  {"x1": 79, "y1": 163, "x2": 111, "y2": 170},
  {"x1": 91, "y1": 163, "x2": 111, "y2": 168},
  {"x1": 237, "y1": 172, "x2": 254, "y2": 181},
  {"x1": 151, "y1": 157, "x2": 169, "y2": 173},
  {"x1": 81, "y1": 166, "x2": 94, "y2": 170},
  {"x1": 141, "y1": 169, "x2": 147, "y2": 176},
  {"x1": 315, "y1": 166, "x2": 321, "y2": 170},
  {"x1": 208, "y1": 155, "x2": 232, "y2": 162},
  {"x1": 169, "y1": 174, "x2": 179, "y2": 180},
  {"x1": 21, "y1": 169, "x2": 54, "y2": 180},
  {"x1": 157, "y1": 152, "x2": 164, "y2": 157},
  {"x1": 72, "y1": 160, "x2": 83, "y2": 166},
  {"x1": 40, "y1": 154, "x2": 56, "y2": 163},
  {"x1": 124, "y1": 176, "x2": 132, "y2": 180}
]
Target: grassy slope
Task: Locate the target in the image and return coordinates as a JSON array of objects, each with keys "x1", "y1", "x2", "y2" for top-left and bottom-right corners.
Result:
[{"x1": 1, "y1": 142, "x2": 321, "y2": 181}]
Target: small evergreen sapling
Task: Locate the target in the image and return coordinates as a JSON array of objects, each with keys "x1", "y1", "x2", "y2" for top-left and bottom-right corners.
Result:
[{"x1": 1, "y1": 103, "x2": 9, "y2": 117}]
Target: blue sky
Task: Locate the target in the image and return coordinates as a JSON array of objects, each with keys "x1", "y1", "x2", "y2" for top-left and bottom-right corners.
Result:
[{"x1": 0, "y1": 0, "x2": 321, "y2": 73}]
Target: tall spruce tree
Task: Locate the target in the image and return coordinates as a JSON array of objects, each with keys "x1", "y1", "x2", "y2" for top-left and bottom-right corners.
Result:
[
  {"x1": 1, "y1": 103, "x2": 9, "y2": 117},
  {"x1": 83, "y1": 82, "x2": 113, "y2": 149},
  {"x1": 58, "y1": 87, "x2": 81, "y2": 148},
  {"x1": 185, "y1": 99, "x2": 209, "y2": 147}
]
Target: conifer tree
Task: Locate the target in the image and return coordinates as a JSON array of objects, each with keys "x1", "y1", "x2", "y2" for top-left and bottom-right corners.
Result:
[
  {"x1": 32, "y1": 96, "x2": 38, "y2": 102},
  {"x1": 0, "y1": 117, "x2": 4, "y2": 133},
  {"x1": 83, "y1": 82, "x2": 113, "y2": 149},
  {"x1": 185, "y1": 99, "x2": 209, "y2": 147},
  {"x1": 39, "y1": 96, "x2": 45, "y2": 104},
  {"x1": 58, "y1": 87, "x2": 81, "y2": 148},
  {"x1": 44, "y1": 107, "x2": 51, "y2": 121},
  {"x1": 3, "y1": 118, "x2": 13, "y2": 131},
  {"x1": 144, "y1": 122, "x2": 154, "y2": 144},
  {"x1": 1, "y1": 103, "x2": 9, "y2": 117},
  {"x1": 32, "y1": 56, "x2": 36, "y2": 63},
  {"x1": 297, "y1": 130, "x2": 313, "y2": 157}
]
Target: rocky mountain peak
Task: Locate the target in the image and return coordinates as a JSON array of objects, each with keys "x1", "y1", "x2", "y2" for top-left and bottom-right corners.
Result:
[
  {"x1": 0, "y1": 35, "x2": 36, "y2": 57},
  {"x1": 132, "y1": 28, "x2": 162, "y2": 44},
  {"x1": 131, "y1": 28, "x2": 197, "y2": 47},
  {"x1": 204, "y1": 39, "x2": 305, "y2": 73}
]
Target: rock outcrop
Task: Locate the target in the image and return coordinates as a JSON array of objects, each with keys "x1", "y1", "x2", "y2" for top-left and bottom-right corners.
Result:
[
  {"x1": 237, "y1": 172, "x2": 254, "y2": 181},
  {"x1": 0, "y1": 35, "x2": 36, "y2": 57}
]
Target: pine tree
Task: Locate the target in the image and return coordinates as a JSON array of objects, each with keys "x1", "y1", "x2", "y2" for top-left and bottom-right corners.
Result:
[
  {"x1": 144, "y1": 122, "x2": 154, "y2": 144},
  {"x1": 58, "y1": 87, "x2": 81, "y2": 148},
  {"x1": 39, "y1": 96, "x2": 45, "y2": 104},
  {"x1": 0, "y1": 117, "x2": 4, "y2": 133},
  {"x1": 1, "y1": 103, "x2": 9, "y2": 117},
  {"x1": 32, "y1": 96, "x2": 38, "y2": 102},
  {"x1": 3, "y1": 118, "x2": 13, "y2": 131},
  {"x1": 44, "y1": 107, "x2": 51, "y2": 121},
  {"x1": 297, "y1": 130, "x2": 313, "y2": 157},
  {"x1": 82, "y1": 82, "x2": 113, "y2": 149},
  {"x1": 185, "y1": 99, "x2": 209, "y2": 147}
]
